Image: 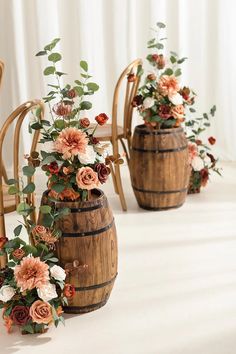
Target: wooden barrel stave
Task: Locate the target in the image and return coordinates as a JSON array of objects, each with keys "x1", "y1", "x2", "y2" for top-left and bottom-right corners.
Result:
[
  {"x1": 40, "y1": 189, "x2": 118, "y2": 314},
  {"x1": 130, "y1": 125, "x2": 190, "y2": 210}
]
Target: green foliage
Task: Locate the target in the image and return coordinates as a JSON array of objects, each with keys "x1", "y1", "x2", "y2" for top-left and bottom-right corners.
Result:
[
  {"x1": 44, "y1": 66, "x2": 56, "y2": 75},
  {"x1": 48, "y1": 53, "x2": 62, "y2": 63},
  {"x1": 22, "y1": 165, "x2": 35, "y2": 177},
  {"x1": 80, "y1": 60, "x2": 88, "y2": 72},
  {"x1": 22, "y1": 182, "x2": 35, "y2": 194},
  {"x1": 14, "y1": 225, "x2": 23, "y2": 237},
  {"x1": 39, "y1": 205, "x2": 52, "y2": 214}
]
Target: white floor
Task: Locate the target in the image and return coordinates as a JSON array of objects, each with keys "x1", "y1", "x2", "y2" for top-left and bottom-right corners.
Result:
[{"x1": 1, "y1": 162, "x2": 236, "y2": 354}]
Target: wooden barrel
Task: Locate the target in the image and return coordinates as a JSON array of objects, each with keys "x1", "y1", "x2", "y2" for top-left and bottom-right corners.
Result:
[
  {"x1": 40, "y1": 189, "x2": 118, "y2": 314},
  {"x1": 130, "y1": 125, "x2": 190, "y2": 210}
]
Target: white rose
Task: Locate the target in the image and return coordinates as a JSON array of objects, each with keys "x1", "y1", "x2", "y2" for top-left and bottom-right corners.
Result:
[
  {"x1": 191, "y1": 156, "x2": 204, "y2": 171},
  {"x1": 78, "y1": 145, "x2": 97, "y2": 165},
  {"x1": 37, "y1": 282, "x2": 58, "y2": 302},
  {"x1": 143, "y1": 97, "x2": 155, "y2": 109},
  {"x1": 0, "y1": 285, "x2": 16, "y2": 302},
  {"x1": 50, "y1": 265, "x2": 66, "y2": 282},
  {"x1": 168, "y1": 93, "x2": 183, "y2": 105}
]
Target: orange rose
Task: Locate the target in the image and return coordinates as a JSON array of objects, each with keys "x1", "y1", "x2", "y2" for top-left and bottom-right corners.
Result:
[
  {"x1": 59, "y1": 188, "x2": 80, "y2": 201},
  {"x1": 29, "y1": 300, "x2": 53, "y2": 324},
  {"x1": 63, "y1": 284, "x2": 76, "y2": 299},
  {"x1": 127, "y1": 73, "x2": 136, "y2": 82},
  {"x1": 171, "y1": 105, "x2": 185, "y2": 120},
  {"x1": 95, "y1": 113, "x2": 109, "y2": 126},
  {"x1": 208, "y1": 136, "x2": 216, "y2": 145},
  {"x1": 76, "y1": 167, "x2": 99, "y2": 190},
  {"x1": 0, "y1": 236, "x2": 8, "y2": 250}
]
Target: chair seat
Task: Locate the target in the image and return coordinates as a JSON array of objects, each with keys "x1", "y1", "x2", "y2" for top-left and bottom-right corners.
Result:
[
  {"x1": 2, "y1": 184, "x2": 16, "y2": 213},
  {"x1": 90, "y1": 124, "x2": 124, "y2": 141}
]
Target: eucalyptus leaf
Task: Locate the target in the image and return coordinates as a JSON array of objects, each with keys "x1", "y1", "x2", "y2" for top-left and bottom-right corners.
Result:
[
  {"x1": 48, "y1": 52, "x2": 62, "y2": 63},
  {"x1": 80, "y1": 60, "x2": 88, "y2": 72},
  {"x1": 22, "y1": 165, "x2": 35, "y2": 177}
]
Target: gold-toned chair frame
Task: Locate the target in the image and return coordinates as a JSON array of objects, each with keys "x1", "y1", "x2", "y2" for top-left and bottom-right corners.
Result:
[
  {"x1": 0, "y1": 100, "x2": 44, "y2": 268},
  {"x1": 110, "y1": 59, "x2": 142, "y2": 211}
]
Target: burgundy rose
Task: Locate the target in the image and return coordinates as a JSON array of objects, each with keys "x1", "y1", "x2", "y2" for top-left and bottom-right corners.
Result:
[
  {"x1": 10, "y1": 306, "x2": 31, "y2": 326},
  {"x1": 48, "y1": 162, "x2": 59, "y2": 174},
  {"x1": 94, "y1": 163, "x2": 111, "y2": 184},
  {"x1": 95, "y1": 113, "x2": 109, "y2": 126},
  {"x1": 79, "y1": 118, "x2": 90, "y2": 128},
  {"x1": 200, "y1": 168, "x2": 209, "y2": 187},
  {"x1": 90, "y1": 136, "x2": 99, "y2": 145},
  {"x1": 159, "y1": 105, "x2": 172, "y2": 119},
  {"x1": 132, "y1": 95, "x2": 143, "y2": 107}
]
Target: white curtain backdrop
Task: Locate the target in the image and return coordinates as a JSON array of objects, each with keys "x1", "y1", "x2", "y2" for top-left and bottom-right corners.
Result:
[{"x1": 0, "y1": 0, "x2": 236, "y2": 163}]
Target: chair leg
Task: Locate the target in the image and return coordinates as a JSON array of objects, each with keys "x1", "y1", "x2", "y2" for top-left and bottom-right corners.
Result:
[
  {"x1": 114, "y1": 163, "x2": 127, "y2": 211},
  {"x1": 0, "y1": 213, "x2": 7, "y2": 269},
  {"x1": 110, "y1": 162, "x2": 119, "y2": 194}
]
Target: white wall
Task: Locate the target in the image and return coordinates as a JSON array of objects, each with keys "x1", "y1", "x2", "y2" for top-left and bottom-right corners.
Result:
[{"x1": 0, "y1": 0, "x2": 235, "y2": 162}]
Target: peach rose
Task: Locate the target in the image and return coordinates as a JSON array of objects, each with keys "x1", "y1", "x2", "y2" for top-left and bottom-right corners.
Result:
[
  {"x1": 76, "y1": 167, "x2": 99, "y2": 190},
  {"x1": 188, "y1": 142, "x2": 198, "y2": 163},
  {"x1": 12, "y1": 248, "x2": 25, "y2": 260},
  {"x1": 171, "y1": 104, "x2": 185, "y2": 119},
  {"x1": 158, "y1": 75, "x2": 180, "y2": 97},
  {"x1": 32, "y1": 225, "x2": 47, "y2": 236},
  {"x1": 29, "y1": 300, "x2": 53, "y2": 324}
]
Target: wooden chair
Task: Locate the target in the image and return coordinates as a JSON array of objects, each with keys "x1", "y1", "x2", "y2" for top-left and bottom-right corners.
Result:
[
  {"x1": 94, "y1": 59, "x2": 142, "y2": 211},
  {"x1": 0, "y1": 100, "x2": 44, "y2": 268}
]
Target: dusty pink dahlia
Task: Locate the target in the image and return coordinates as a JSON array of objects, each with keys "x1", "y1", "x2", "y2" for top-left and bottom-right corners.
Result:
[
  {"x1": 14, "y1": 257, "x2": 49, "y2": 291},
  {"x1": 54, "y1": 127, "x2": 88, "y2": 160}
]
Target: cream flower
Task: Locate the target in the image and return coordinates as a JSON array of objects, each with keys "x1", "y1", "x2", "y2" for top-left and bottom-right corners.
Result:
[
  {"x1": 169, "y1": 92, "x2": 183, "y2": 105},
  {"x1": 37, "y1": 282, "x2": 58, "y2": 302},
  {"x1": 143, "y1": 97, "x2": 155, "y2": 109},
  {"x1": 0, "y1": 285, "x2": 16, "y2": 302},
  {"x1": 78, "y1": 145, "x2": 97, "y2": 165},
  {"x1": 50, "y1": 265, "x2": 66, "y2": 282},
  {"x1": 191, "y1": 156, "x2": 204, "y2": 171}
]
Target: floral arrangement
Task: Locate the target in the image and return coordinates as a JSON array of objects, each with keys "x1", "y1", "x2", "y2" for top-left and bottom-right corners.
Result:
[
  {"x1": 0, "y1": 38, "x2": 113, "y2": 334},
  {"x1": 132, "y1": 22, "x2": 195, "y2": 129},
  {"x1": 0, "y1": 161, "x2": 74, "y2": 334},
  {"x1": 30, "y1": 38, "x2": 113, "y2": 202},
  {"x1": 186, "y1": 106, "x2": 221, "y2": 193}
]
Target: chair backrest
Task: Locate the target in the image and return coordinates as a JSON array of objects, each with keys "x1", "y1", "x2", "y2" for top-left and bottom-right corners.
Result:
[
  {"x1": 0, "y1": 60, "x2": 4, "y2": 90},
  {"x1": 112, "y1": 59, "x2": 142, "y2": 155},
  {"x1": 0, "y1": 100, "x2": 44, "y2": 222}
]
